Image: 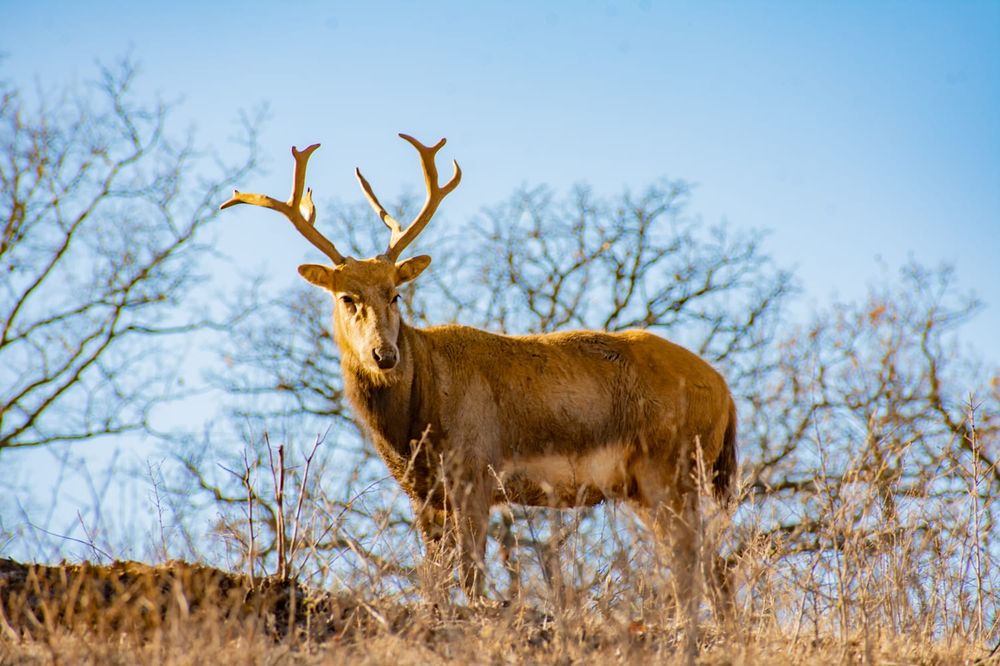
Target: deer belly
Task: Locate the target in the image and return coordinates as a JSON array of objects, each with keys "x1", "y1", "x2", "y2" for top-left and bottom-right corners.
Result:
[{"x1": 497, "y1": 446, "x2": 631, "y2": 507}]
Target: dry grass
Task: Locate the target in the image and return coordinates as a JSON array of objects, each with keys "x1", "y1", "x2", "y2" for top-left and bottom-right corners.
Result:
[
  {"x1": 0, "y1": 558, "x2": 988, "y2": 665},
  {"x1": 3, "y1": 418, "x2": 996, "y2": 664},
  {"x1": 1, "y1": 479, "x2": 995, "y2": 666}
]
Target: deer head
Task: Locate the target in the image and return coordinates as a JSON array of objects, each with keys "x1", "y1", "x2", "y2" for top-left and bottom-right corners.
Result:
[{"x1": 220, "y1": 134, "x2": 461, "y2": 377}]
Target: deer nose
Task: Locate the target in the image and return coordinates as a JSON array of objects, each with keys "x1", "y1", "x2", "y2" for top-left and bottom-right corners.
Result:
[{"x1": 372, "y1": 345, "x2": 398, "y2": 370}]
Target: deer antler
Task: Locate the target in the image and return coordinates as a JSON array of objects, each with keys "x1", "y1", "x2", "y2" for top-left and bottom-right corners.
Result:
[
  {"x1": 220, "y1": 144, "x2": 346, "y2": 265},
  {"x1": 355, "y1": 133, "x2": 461, "y2": 262}
]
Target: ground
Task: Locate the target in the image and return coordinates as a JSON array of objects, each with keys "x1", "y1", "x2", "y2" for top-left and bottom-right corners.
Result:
[{"x1": 0, "y1": 558, "x2": 987, "y2": 664}]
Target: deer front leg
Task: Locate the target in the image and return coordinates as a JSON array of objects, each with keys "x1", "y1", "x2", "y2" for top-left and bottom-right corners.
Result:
[
  {"x1": 414, "y1": 502, "x2": 448, "y2": 554},
  {"x1": 412, "y1": 501, "x2": 455, "y2": 602},
  {"x1": 456, "y1": 501, "x2": 490, "y2": 600},
  {"x1": 412, "y1": 484, "x2": 489, "y2": 601},
  {"x1": 444, "y1": 470, "x2": 491, "y2": 601}
]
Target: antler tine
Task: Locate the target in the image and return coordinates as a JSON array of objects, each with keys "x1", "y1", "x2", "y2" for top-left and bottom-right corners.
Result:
[
  {"x1": 220, "y1": 143, "x2": 346, "y2": 265},
  {"x1": 385, "y1": 133, "x2": 462, "y2": 261},
  {"x1": 355, "y1": 167, "x2": 403, "y2": 239},
  {"x1": 354, "y1": 133, "x2": 461, "y2": 263}
]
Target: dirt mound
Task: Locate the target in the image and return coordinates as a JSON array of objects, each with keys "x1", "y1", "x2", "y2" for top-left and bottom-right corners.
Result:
[
  {"x1": 0, "y1": 558, "x2": 558, "y2": 654},
  {"x1": 0, "y1": 558, "x2": 409, "y2": 644}
]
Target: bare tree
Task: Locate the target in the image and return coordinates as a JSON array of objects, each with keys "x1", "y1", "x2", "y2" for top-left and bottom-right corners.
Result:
[
  {"x1": 743, "y1": 262, "x2": 1000, "y2": 550},
  {"x1": 729, "y1": 263, "x2": 1000, "y2": 639},
  {"x1": 0, "y1": 59, "x2": 258, "y2": 452}
]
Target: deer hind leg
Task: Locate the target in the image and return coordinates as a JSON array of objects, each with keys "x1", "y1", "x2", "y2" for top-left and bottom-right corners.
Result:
[
  {"x1": 632, "y1": 458, "x2": 702, "y2": 661},
  {"x1": 708, "y1": 549, "x2": 735, "y2": 630}
]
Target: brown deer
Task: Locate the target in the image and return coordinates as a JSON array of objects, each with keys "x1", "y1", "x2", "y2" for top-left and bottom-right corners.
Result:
[{"x1": 221, "y1": 135, "x2": 737, "y2": 612}]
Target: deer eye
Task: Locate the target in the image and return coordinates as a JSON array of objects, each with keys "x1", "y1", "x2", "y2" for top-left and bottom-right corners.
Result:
[
  {"x1": 339, "y1": 295, "x2": 358, "y2": 313},
  {"x1": 390, "y1": 294, "x2": 400, "y2": 305}
]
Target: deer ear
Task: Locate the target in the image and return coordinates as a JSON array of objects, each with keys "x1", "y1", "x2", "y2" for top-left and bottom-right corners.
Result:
[
  {"x1": 298, "y1": 264, "x2": 338, "y2": 290},
  {"x1": 395, "y1": 255, "x2": 431, "y2": 284}
]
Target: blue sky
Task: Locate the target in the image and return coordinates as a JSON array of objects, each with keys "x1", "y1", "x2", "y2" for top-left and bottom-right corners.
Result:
[
  {"x1": 2, "y1": 2, "x2": 999, "y2": 549},
  {"x1": 6, "y1": 3, "x2": 998, "y2": 345},
  {"x1": 9, "y1": 2, "x2": 998, "y2": 348}
]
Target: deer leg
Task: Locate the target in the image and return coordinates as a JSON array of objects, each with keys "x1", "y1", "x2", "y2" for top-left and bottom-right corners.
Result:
[
  {"x1": 414, "y1": 503, "x2": 448, "y2": 554},
  {"x1": 633, "y1": 461, "x2": 702, "y2": 662},
  {"x1": 456, "y1": 503, "x2": 490, "y2": 600},
  {"x1": 497, "y1": 506, "x2": 521, "y2": 600},
  {"x1": 413, "y1": 501, "x2": 455, "y2": 601},
  {"x1": 708, "y1": 551, "x2": 735, "y2": 629},
  {"x1": 446, "y1": 472, "x2": 491, "y2": 601}
]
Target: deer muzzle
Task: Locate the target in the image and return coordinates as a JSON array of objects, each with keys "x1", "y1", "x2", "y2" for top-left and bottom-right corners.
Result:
[{"x1": 372, "y1": 344, "x2": 398, "y2": 370}]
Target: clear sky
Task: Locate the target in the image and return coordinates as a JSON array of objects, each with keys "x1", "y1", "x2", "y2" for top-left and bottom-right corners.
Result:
[
  {"x1": 2, "y1": 2, "x2": 998, "y2": 542},
  {"x1": 5, "y1": 2, "x2": 998, "y2": 346}
]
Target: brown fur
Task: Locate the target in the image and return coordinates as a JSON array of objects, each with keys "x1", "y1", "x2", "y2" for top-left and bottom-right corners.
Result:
[{"x1": 298, "y1": 255, "x2": 738, "y2": 600}]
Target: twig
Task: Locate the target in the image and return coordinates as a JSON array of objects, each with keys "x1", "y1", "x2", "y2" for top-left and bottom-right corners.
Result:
[{"x1": 24, "y1": 520, "x2": 113, "y2": 562}]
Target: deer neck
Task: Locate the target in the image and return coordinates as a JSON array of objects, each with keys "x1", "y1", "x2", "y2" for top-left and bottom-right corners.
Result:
[{"x1": 340, "y1": 323, "x2": 429, "y2": 457}]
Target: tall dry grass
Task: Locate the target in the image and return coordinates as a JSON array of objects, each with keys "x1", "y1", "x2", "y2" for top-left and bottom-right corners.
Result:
[{"x1": 2, "y1": 423, "x2": 996, "y2": 664}]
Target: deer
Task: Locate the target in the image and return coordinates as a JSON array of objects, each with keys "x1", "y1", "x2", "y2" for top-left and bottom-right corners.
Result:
[{"x1": 220, "y1": 134, "x2": 738, "y2": 620}]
